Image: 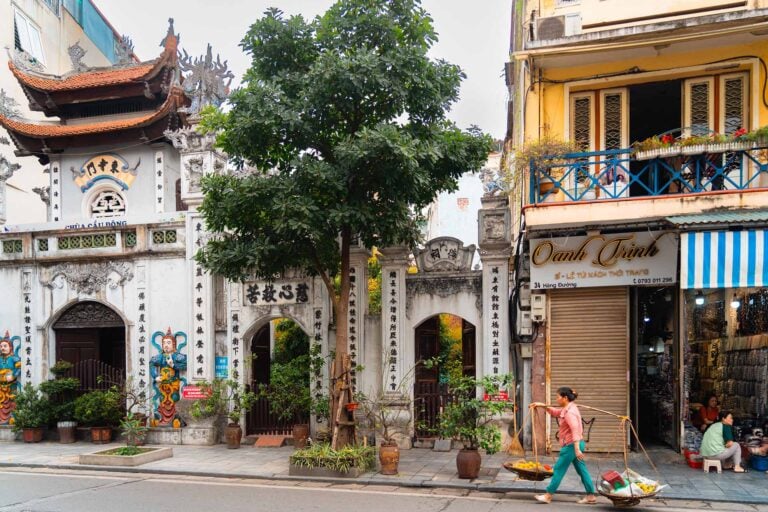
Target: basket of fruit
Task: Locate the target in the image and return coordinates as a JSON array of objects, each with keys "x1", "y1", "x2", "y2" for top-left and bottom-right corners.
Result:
[
  {"x1": 503, "y1": 459, "x2": 554, "y2": 481},
  {"x1": 597, "y1": 469, "x2": 664, "y2": 508}
]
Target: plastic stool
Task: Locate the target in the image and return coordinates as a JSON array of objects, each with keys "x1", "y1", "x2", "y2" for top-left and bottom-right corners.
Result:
[{"x1": 703, "y1": 459, "x2": 722, "y2": 474}]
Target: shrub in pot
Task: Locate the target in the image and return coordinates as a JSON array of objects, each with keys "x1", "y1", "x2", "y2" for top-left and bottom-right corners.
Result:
[
  {"x1": 438, "y1": 373, "x2": 515, "y2": 479},
  {"x1": 260, "y1": 354, "x2": 312, "y2": 448},
  {"x1": 12, "y1": 383, "x2": 50, "y2": 442},
  {"x1": 359, "y1": 392, "x2": 411, "y2": 475},
  {"x1": 40, "y1": 362, "x2": 79, "y2": 443},
  {"x1": 120, "y1": 412, "x2": 149, "y2": 446},
  {"x1": 223, "y1": 380, "x2": 257, "y2": 449},
  {"x1": 73, "y1": 388, "x2": 123, "y2": 443}
]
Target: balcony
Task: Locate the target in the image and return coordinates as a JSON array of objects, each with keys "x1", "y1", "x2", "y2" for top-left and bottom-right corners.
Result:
[{"x1": 525, "y1": 143, "x2": 768, "y2": 230}]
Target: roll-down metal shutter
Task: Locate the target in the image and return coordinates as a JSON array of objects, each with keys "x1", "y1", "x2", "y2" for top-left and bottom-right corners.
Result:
[{"x1": 548, "y1": 288, "x2": 628, "y2": 453}]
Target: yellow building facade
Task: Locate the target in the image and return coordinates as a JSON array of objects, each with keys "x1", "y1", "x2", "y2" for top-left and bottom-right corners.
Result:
[{"x1": 508, "y1": 1, "x2": 768, "y2": 453}]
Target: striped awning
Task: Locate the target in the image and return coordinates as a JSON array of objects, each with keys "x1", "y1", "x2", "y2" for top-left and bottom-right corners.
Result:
[{"x1": 681, "y1": 230, "x2": 768, "y2": 289}]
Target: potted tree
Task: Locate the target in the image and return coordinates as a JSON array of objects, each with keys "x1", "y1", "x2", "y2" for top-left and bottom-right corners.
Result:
[
  {"x1": 224, "y1": 380, "x2": 257, "y2": 449},
  {"x1": 359, "y1": 392, "x2": 411, "y2": 475},
  {"x1": 260, "y1": 355, "x2": 312, "y2": 448},
  {"x1": 120, "y1": 412, "x2": 149, "y2": 447},
  {"x1": 73, "y1": 387, "x2": 123, "y2": 443},
  {"x1": 39, "y1": 360, "x2": 79, "y2": 443},
  {"x1": 12, "y1": 383, "x2": 50, "y2": 442},
  {"x1": 438, "y1": 373, "x2": 515, "y2": 479}
]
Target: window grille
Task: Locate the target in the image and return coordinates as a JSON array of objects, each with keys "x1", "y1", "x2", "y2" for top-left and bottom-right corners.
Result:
[
  {"x1": 57, "y1": 234, "x2": 117, "y2": 250},
  {"x1": 152, "y1": 230, "x2": 177, "y2": 244},
  {"x1": 124, "y1": 231, "x2": 137, "y2": 247},
  {"x1": 2, "y1": 240, "x2": 22, "y2": 254},
  {"x1": 723, "y1": 77, "x2": 745, "y2": 136},
  {"x1": 38, "y1": 239, "x2": 49, "y2": 252},
  {"x1": 603, "y1": 94, "x2": 623, "y2": 150},
  {"x1": 690, "y1": 82, "x2": 710, "y2": 136},
  {"x1": 90, "y1": 189, "x2": 126, "y2": 219},
  {"x1": 572, "y1": 96, "x2": 592, "y2": 151}
]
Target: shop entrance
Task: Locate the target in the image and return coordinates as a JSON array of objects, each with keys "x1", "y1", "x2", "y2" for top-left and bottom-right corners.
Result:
[
  {"x1": 246, "y1": 318, "x2": 310, "y2": 436},
  {"x1": 631, "y1": 287, "x2": 679, "y2": 451},
  {"x1": 413, "y1": 314, "x2": 476, "y2": 439},
  {"x1": 53, "y1": 301, "x2": 125, "y2": 392}
]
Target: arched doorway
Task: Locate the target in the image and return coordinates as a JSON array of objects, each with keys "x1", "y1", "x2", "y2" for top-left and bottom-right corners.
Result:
[
  {"x1": 53, "y1": 301, "x2": 125, "y2": 392},
  {"x1": 246, "y1": 318, "x2": 311, "y2": 436},
  {"x1": 413, "y1": 314, "x2": 476, "y2": 439}
]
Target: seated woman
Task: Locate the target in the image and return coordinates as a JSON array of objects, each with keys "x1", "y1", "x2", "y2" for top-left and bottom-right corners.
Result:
[
  {"x1": 693, "y1": 395, "x2": 719, "y2": 432},
  {"x1": 700, "y1": 411, "x2": 746, "y2": 472}
]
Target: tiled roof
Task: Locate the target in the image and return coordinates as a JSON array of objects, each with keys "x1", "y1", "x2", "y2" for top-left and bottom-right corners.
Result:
[
  {"x1": 9, "y1": 61, "x2": 160, "y2": 92},
  {"x1": 0, "y1": 89, "x2": 182, "y2": 138},
  {"x1": 666, "y1": 209, "x2": 768, "y2": 225}
]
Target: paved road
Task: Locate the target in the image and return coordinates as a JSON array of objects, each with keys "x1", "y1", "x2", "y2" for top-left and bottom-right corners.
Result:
[{"x1": 0, "y1": 469, "x2": 765, "y2": 512}]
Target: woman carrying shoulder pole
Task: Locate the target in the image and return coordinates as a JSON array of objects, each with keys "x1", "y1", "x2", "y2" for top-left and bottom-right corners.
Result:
[{"x1": 531, "y1": 387, "x2": 597, "y2": 505}]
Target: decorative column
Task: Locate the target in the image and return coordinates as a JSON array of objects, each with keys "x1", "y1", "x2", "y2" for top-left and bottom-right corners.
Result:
[
  {"x1": 347, "y1": 241, "x2": 369, "y2": 393},
  {"x1": 135, "y1": 264, "x2": 150, "y2": 410},
  {"x1": 166, "y1": 124, "x2": 225, "y2": 382},
  {"x1": 478, "y1": 195, "x2": 512, "y2": 377},
  {"x1": 21, "y1": 268, "x2": 34, "y2": 383},
  {"x1": 377, "y1": 246, "x2": 410, "y2": 394}
]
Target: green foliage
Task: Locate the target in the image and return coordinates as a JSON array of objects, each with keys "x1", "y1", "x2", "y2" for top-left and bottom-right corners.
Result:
[
  {"x1": 367, "y1": 251, "x2": 382, "y2": 315},
  {"x1": 105, "y1": 446, "x2": 146, "y2": 456},
  {"x1": 12, "y1": 383, "x2": 51, "y2": 432},
  {"x1": 289, "y1": 443, "x2": 376, "y2": 473},
  {"x1": 437, "y1": 373, "x2": 515, "y2": 453},
  {"x1": 39, "y1": 377, "x2": 79, "y2": 423},
  {"x1": 512, "y1": 135, "x2": 578, "y2": 180},
  {"x1": 49, "y1": 360, "x2": 73, "y2": 378},
  {"x1": 261, "y1": 354, "x2": 312, "y2": 423},
  {"x1": 196, "y1": 0, "x2": 491, "y2": 299},
  {"x1": 73, "y1": 388, "x2": 123, "y2": 427},
  {"x1": 120, "y1": 412, "x2": 149, "y2": 446},
  {"x1": 437, "y1": 315, "x2": 463, "y2": 384},
  {"x1": 189, "y1": 379, "x2": 228, "y2": 421},
  {"x1": 273, "y1": 319, "x2": 309, "y2": 364}
]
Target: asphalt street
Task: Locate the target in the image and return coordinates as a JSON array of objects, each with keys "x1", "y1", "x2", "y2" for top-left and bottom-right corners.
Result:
[{"x1": 0, "y1": 469, "x2": 766, "y2": 512}]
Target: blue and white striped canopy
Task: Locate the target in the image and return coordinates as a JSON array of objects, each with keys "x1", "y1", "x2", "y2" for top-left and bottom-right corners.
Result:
[{"x1": 681, "y1": 230, "x2": 768, "y2": 289}]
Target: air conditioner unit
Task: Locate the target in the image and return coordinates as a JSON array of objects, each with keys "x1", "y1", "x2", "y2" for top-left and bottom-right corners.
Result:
[
  {"x1": 516, "y1": 308, "x2": 532, "y2": 337},
  {"x1": 531, "y1": 293, "x2": 547, "y2": 323},
  {"x1": 536, "y1": 16, "x2": 565, "y2": 40}
]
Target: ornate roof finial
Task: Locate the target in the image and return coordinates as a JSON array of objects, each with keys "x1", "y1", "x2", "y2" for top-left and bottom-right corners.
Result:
[
  {"x1": 115, "y1": 35, "x2": 135, "y2": 66},
  {"x1": 67, "y1": 42, "x2": 88, "y2": 72},
  {"x1": 32, "y1": 186, "x2": 50, "y2": 206},
  {"x1": 160, "y1": 18, "x2": 179, "y2": 51},
  {"x1": 178, "y1": 44, "x2": 233, "y2": 115},
  {"x1": 0, "y1": 155, "x2": 20, "y2": 182},
  {"x1": 0, "y1": 89, "x2": 21, "y2": 119}
]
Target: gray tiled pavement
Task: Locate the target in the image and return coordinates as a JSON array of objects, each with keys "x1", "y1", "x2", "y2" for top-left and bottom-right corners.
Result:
[{"x1": 0, "y1": 441, "x2": 765, "y2": 505}]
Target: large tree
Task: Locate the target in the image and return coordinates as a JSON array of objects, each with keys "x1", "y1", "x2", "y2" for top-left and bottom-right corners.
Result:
[{"x1": 197, "y1": 0, "x2": 491, "y2": 446}]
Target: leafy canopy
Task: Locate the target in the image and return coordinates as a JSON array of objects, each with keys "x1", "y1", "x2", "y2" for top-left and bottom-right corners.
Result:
[{"x1": 197, "y1": 0, "x2": 491, "y2": 284}]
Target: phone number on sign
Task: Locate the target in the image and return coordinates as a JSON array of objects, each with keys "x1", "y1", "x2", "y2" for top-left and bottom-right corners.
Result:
[{"x1": 632, "y1": 277, "x2": 674, "y2": 285}]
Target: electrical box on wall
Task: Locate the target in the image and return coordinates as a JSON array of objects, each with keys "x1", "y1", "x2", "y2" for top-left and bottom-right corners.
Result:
[
  {"x1": 519, "y1": 281, "x2": 531, "y2": 308},
  {"x1": 516, "y1": 308, "x2": 532, "y2": 336},
  {"x1": 531, "y1": 293, "x2": 546, "y2": 323}
]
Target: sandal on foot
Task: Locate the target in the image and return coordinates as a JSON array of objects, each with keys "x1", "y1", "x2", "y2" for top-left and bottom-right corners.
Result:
[
  {"x1": 577, "y1": 497, "x2": 597, "y2": 504},
  {"x1": 534, "y1": 494, "x2": 552, "y2": 504},
  {"x1": 734, "y1": 466, "x2": 747, "y2": 473}
]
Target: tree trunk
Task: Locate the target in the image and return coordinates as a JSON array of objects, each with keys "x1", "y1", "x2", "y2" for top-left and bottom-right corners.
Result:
[{"x1": 331, "y1": 228, "x2": 354, "y2": 448}]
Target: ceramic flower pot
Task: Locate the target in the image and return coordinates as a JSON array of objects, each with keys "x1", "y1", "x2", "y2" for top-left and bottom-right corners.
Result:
[
  {"x1": 456, "y1": 448, "x2": 481, "y2": 479},
  {"x1": 379, "y1": 442, "x2": 400, "y2": 475}
]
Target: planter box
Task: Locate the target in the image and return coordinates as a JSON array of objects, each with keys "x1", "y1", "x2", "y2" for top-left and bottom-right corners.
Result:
[
  {"x1": 634, "y1": 147, "x2": 681, "y2": 161},
  {"x1": 288, "y1": 463, "x2": 367, "y2": 478},
  {"x1": 79, "y1": 447, "x2": 173, "y2": 467},
  {"x1": 0, "y1": 425, "x2": 16, "y2": 442},
  {"x1": 146, "y1": 427, "x2": 182, "y2": 445},
  {"x1": 181, "y1": 426, "x2": 218, "y2": 445}
]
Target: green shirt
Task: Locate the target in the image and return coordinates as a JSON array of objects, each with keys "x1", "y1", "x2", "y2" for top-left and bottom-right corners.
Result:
[{"x1": 700, "y1": 422, "x2": 732, "y2": 457}]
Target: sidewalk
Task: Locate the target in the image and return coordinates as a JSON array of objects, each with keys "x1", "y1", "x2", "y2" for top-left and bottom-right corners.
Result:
[{"x1": 0, "y1": 441, "x2": 765, "y2": 505}]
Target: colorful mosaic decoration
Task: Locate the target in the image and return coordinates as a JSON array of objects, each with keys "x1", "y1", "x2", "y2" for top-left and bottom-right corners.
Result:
[
  {"x1": 0, "y1": 332, "x2": 21, "y2": 425},
  {"x1": 150, "y1": 328, "x2": 187, "y2": 428},
  {"x1": 72, "y1": 153, "x2": 138, "y2": 192}
]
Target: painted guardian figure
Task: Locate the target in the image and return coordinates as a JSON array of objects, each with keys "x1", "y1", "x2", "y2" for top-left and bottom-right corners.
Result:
[
  {"x1": 150, "y1": 327, "x2": 187, "y2": 427},
  {"x1": 0, "y1": 332, "x2": 21, "y2": 425}
]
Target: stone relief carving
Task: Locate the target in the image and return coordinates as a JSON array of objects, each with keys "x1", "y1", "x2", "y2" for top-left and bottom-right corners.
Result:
[
  {"x1": 178, "y1": 44, "x2": 233, "y2": 115},
  {"x1": 165, "y1": 127, "x2": 218, "y2": 153},
  {"x1": 32, "y1": 186, "x2": 50, "y2": 206},
  {"x1": 114, "y1": 35, "x2": 135, "y2": 66},
  {"x1": 479, "y1": 166, "x2": 503, "y2": 196},
  {"x1": 405, "y1": 274, "x2": 482, "y2": 319},
  {"x1": 41, "y1": 262, "x2": 134, "y2": 295},
  {"x1": 67, "y1": 42, "x2": 88, "y2": 73},
  {"x1": 10, "y1": 47, "x2": 45, "y2": 73},
  {"x1": 413, "y1": 236, "x2": 475, "y2": 273},
  {"x1": 184, "y1": 157, "x2": 204, "y2": 191},
  {"x1": 481, "y1": 213, "x2": 506, "y2": 242}
]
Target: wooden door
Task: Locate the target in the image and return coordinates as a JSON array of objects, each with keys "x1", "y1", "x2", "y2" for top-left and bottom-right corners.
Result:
[{"x1": 55, "y1": 328, "x2": 99, "y2": 364}]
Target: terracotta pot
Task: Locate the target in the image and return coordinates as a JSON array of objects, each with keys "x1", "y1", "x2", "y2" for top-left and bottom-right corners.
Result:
[
  {"x1": 91, "y1": 426, "x2": 112, "y2": 444},
  {"x1": 22, "y1": 427, "x2": 44, "y2": 443},
  {"x1": 378, "y1": 442, "x2": 400, "y2": 475},
  {"x1": 292, "y1": 423, "x2": 309, "y2": 449},
  {"x1": 225, "y1": 423, "x2": 242, "y2": 449},
  {"x1": 456, "y1": 448, "x2": 481, "y2": 479},
  {"x1": 57, "y1": 421, "x2": 76, "y2": 444}
]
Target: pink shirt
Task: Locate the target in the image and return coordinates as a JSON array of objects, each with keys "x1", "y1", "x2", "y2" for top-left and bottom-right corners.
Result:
[{"x1": 547, "y1": 402, "x2": 583, "y2": 447}]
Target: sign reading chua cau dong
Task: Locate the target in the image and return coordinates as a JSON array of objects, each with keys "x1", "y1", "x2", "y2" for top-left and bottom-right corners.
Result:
[{"x1": 529, "y1": 231, "x2": 678, "y2": 289}]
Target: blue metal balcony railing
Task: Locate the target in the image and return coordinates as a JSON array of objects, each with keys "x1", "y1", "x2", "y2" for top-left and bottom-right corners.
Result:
[{"x1": 529, "y1": 144, "x2": 768, "y2": 204}]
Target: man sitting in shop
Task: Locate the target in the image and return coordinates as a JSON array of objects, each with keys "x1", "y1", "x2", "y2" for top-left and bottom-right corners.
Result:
[{"x1": 700, "y1": 411, "x2": 746, "y2": 473}]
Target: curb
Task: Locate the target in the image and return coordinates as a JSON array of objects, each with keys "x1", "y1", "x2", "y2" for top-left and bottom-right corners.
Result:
[{"x1": 1, "y1": 461, "x2": 766, "y2": 506}]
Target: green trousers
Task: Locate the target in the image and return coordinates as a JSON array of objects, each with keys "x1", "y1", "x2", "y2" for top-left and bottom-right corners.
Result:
[{"x1": 546, "y1": 440, "x2": 596, "y2": 494}]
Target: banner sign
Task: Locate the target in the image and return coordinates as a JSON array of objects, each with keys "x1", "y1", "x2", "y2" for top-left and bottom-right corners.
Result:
[
  {"x1": 181, "y1": 385, "x2": 210, "y2": 400},
  {"x1": 215, "y1": 356, "x2": 228, "y2": 379},
  {"x1": 530, "y1": 231, "x2": 678, "y2": 289}
]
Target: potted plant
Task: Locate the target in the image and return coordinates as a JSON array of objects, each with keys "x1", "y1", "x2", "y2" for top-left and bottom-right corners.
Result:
[
  {"x1": 438, "y1": 373, "x2": 515, "y2": 479},
  {"x1": 359, "y1": 391, "x2": 411, "y2": 475},
  {"x1": 513, "y1": 135, "x2": 577, "y2": 197},
  {"x1": 260, "y1": 354, "x2": 312, "y2": 448},
  {"x1": 221, "y1": 379, "x2": 257, "y2": 449},
  {"x1": 12, "y1": 383, "x2": 50, "y2": 442},
  {"x1": 179, "y1": 379, "x2": 227, "y2": 428},
  {"x1": 39, "y1": 366, "x2": 79, "y2": 444},
  {"x1": 73, "y1": 387, "x2": 123, "y2": 443},
  {"x1": 120, "y1": 412, "x2": 149, "y2": 447}
]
